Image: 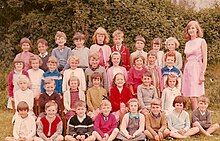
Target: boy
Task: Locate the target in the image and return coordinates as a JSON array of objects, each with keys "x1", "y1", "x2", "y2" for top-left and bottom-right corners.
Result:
[
  {"x1": 35, "y1": 101, "x2": 64, "y2": 141},
  {"x1": 192, "y1": 95, "x2": 219, "y2": 136},
  {"x1": 65, "y1": 100, "x2": 95, "y2": 141},
  {"x1": 37, "y1": 38, "x2": 50, "y2": 72},
  {"x1": 161, "y1": 51, "x2": 181, "y2": 90},
  {"x1": 5, "y1": 101, "x2": 36, "y2": 141},
  {"x1": 111, "y1": 29, "x2": 130, "y2": 71},
  {"x1": 93, "y1": 100, "x2": 119, "y2": 141},
  {"x1": 144, "y1": 98, "x2": 170, "y2": 141},
  {"x1": 130, "y1": 35, "x2": 147, "y2": 67},
  {"x1": 39, "y1": 78, "x2": 61, "y2": 113},
  {"x1": 85, "y1": 52, "x2": 108, "y2": 91},
  {"x1": 72, "y1": 32, "x2": 90, "y2": 70},
  {"x1": 41, "y1": 56, "x2": 62, "y2": 94},
  {"x1": 52, "y1": 31, "x2": 72, "y2": 72}
]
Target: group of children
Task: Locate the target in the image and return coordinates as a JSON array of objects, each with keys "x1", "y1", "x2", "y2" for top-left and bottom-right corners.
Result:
[{"x1": 5, "y1": 21, "x2": 219, "y2": 140}]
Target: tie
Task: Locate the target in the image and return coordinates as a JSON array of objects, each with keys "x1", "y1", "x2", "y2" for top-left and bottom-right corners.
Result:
[{"x1": 99, "y1": 48, "x2": 105, "y2": 67}]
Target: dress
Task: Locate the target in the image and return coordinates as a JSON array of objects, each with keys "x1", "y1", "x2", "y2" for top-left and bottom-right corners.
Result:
[{"x1": 182, "y1": 38, "x2": 205, "y2": 97}]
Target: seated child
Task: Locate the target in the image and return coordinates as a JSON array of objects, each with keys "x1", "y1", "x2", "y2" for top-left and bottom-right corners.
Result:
[
  {"x1": 144, "y1": 98, "x2": 170, "y2": 141},
  {"x1": 167, "y1": 96, "x2": 199, "y2": 139},
  {"x1": 5, "y1": 101, "x2": 36, "y2": 141},
  {"x1": 39, "y1": 78, "x2": 61, "y2": 113},
  {"x1": 65, "y1": 100, "x2": 95, "y2": 141},
  {"x1": 37, "y1": 38, "x2": 50, "y2": 72},
  {"x1": 117, "y1": 98, "x2": 146, "y2": 141},
  {"x1": 86, "y1": 72, "x2": 107, "y2": 120},
  {"x1": 192, "y1": 95, "x2": 219, "y2": 136},
  {"x1": 63, "y1": 76, "x2": 85, "y2": 120},
  {"x1": 35, "y1": 101, "x2": 64, "y2": 141},
  {"x1": 93, "y1": 100, "x2": 119, "y2": 141}
]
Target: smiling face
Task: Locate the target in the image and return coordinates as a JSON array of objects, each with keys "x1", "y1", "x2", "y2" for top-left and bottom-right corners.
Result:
[
  {"x1": 147, "y1": 55, "x2": 157, "y2": 65},
  {"x1": 69, "y1": 59, "x2": 79, "y2": 70},
  {"x1": 142, "y1": 75, "x2": 152, "y2": 86},
  {"x1": 165, "y1": 56, "x2": 175, "y2": 67},
  {"x1": 174, "y1": 102, "x2": 184, "y2": 112},
  {"x1": 31, "y1": 59, "x2": 40, "y2": 70},
  {"x1": 89, "y1": 57, "x2": 99, "y2": 68},
  {"x1": 152, "y1": 43, "x2": 161, "y2": 52},
  {"x1": 55, "y1": 36, "x2": 66, "y2": 47},
  {"x1": 14, "y1": 62, "x2": 24, "y2": 72},
  {"x1": 18, "y1": 109, "x2": 28, "y2": 118},
  {"x1": 47, "y1": 62, "x2": 57, "y2": 72},
  {"x1": 188, "y1": 24, "x2": 198, "y2": 38},
  {"x1": 111, "y1": 54, "x2": 121, "y2": 66},
  {"x1": 92, "y1": 77, "x2": 101, "y2": 87},
  {"x1": 101, "y1": 104, "x2": 112, "y2": 117},
  {"x1": 168, "y1": 77, "x2": 177, "y2": 88},
  {"x1": 69, "y1": 80, "x2": 79, "y2": 90},
  {"x1": 198, "y1": 101, "x2": 208, "y2": 112},
  {"x1": 44, "y1": 82, "x2": 56, "y2": 94},
  {"x1": 76, "y1": 106, "x2": 86, "y2": 118},
  {"x1": 21, "y1": 43, "x2": 31, "y2": 52},
  {"x1": 134, "y1": 57, "x2": 144, "y2": 69},
  {"x1": 114, "y1": 74, "x2": 125, "y2": 88},
  {"x1": 151, "y1": 104, "x2": 161, "y2": 115},
  {"x1": 45, "y1": 105, "x2": 57, "y2": 118},
  {"x1": 37, "y1": 42, "x2": 48, "y2": 54}
]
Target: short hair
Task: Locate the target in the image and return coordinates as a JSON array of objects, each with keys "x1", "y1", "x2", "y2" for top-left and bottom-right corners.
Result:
[
  {"x1": 135, "y1": 35, "x2": 145, "y2": 43},
  {"x1": 165, "y1": 74, "x2": 178, "y2": 87},
  {"x1": 147, "y1": 50, "x2": 157, "y2": 58},
  {"x1": 173, "y1": 96, "x2": 187, "y2": 108},
  {"x1": 68, "y1": 55, "x2": 80, "y2": 64},
  {"x1": 68, "y1": 76, "x2": 80, "y2": 86},
  {"x1": 198, "y1": 95, "x2": 210, "y2": 104},
  {"x1": 184, "y1": 20, "x2": 203, "y2": 41},
  {"x1": 112, "y1": 29, "x2": 124, "y2": 38},
  {"x1": 133, "y1": 54, "x2": 145, "y2": 64},
  {"x1": 73, "y1": 32, "x2": 86, "y2": 41},
  {"x1": 92, "y1": 27, "x2": 109, "y2": 44},
  {"x1": 45, "y1": 100, "x2": 58, "y2": 110},
  {"x1": 17, "y1": 75, "x2": 30, "y2": 87},
  {"x1": 55, "y1": 31, "x2": 67, "y2": 40},
  {"x1": 29, "y1": 55, "x2": 43, "y2": 66},
  {"x1": 151, "y1": 37, "x2": 162, "y2": 48},
  {"x1": 13, "y1": 58, "x2": 25, "y2": 69},
  {"x1": 91, "y1": 72, "x2": 102, "y2": 82},
  {"x1": 112, "y1": 73, "x2": 126, "y2": 86},
  {"x1": 100, "y1": 99, "x2": 112, "y2": 108},
  {"x1": 47, "y1": 56, "x2": 59, "y2": 66},
  {"x1": 150, "y1": 98, "x2": 162, "y2": 106},
  {"x1": 109, "y1": 51, "x2": 122, "y2": 66},
  {"x1": 44, "y1": 77, "x2": 55, "y2": 86},
  {"x1": 165, "y1": 37, "x2": 180, "y2": 49},
  {"x1": 142, "y1": 71, "x2": 152, "y2": 79},
  {"x1": 127, "y1": 98, "x2": 140, "y2": 110},
  {"x1": 20, "y1": 37, "x2": 32, "y2": 48},
  {"x1": 75, "y1": 100, "x2": 86, "y2": 108},
  {"x1": 37, "y1": 38, "x2": 48, "y2": 46},
  {"x1": 17, "y1": 101, "x2": 29, "y2": 112},
  {"x1": 88, "y1": 51, "x2": 100, "y2": 60},
  {"x1": 164, "y1": 51, "x2": 176, "y2": 62}
]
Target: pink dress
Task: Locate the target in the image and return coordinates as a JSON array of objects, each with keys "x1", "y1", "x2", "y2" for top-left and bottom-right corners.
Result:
[{"x1": 182, "y1": 38, "x2": 205, "y2": 97}]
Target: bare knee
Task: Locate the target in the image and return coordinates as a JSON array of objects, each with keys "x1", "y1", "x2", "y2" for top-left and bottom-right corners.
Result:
[
  {"x1": 214, "y1": 123, "x2": 220, "y2": 129},
  {"x1": 192, "y1": 121, "x2": 201, "y2": 127}
]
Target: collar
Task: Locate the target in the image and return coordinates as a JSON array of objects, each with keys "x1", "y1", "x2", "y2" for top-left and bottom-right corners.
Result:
[
  {"x1": 14, "y1": 70, "x2": 22, "y2": 74},
  {"x1": 97, "y1": 43, "x2": 104, "y2": 46},
  {"x1": 39, "y1": 52, "x2": 48, "y2": 58},
  {"x1": 141, "y1": 84, "x2": 154, "y2": 89},
  {"x1": 46, "y1": 92, "x2": 54, "y2": 96},
  {"x1": 167, "y1": 66, "x2": 174, "y2": 70},
  {"x1": 90, "y1": 66, "x2": 99, "y2": 71},
  {"x1": 151, "y1": 111, "x2": 161, "y2": 119},
  {"x1": 167, "y1": 87, "x2": 177, "y2": 91},
  {"x1": 129, "y1": 112, "x2": 139, "y2": 119},
  {"x1": 77, "y1": 115, "x2": 86, "y2": 122},
  {"x1": 75, "y1": 47, "x2": 85, "y2": 50}
]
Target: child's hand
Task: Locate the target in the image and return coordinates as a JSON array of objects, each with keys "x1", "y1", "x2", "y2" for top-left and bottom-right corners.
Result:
[
  {"x1": 18, "y1": 137, "x2": 25, "y2": 141},
  {"x1": 81, "y1": 135, "x2": 86, "y2": 140},
  {"x1": 11, "y1": 97, "x2": 14, "y2": 101},
  {"x1": 45, "y1": 138, "x2": 52, "y2": 141},
  {"x1": 158, "y1": 131, "x2": 164, "y2": 140},
  {"x1": 60, "y1": 70, "x2": 64, "y2": 75},
  {"x1": 104, "y1": 133, "x2": 109, "y2": 139},
  {"x1": 141, "y1": 107, "x2": 148, "y2": 115},
  {"x1": 125, "y1": 134, "x2": 133, "y2": 139},
  {"x1": 76, "y1": 135, "x2": 81, "y2": 140},
  {"x1": 178, "y1": 129, "x2": 186, "y2": 135},
  {"x1": 155, "y1": 134, "x2": 160, "y2": 141}
]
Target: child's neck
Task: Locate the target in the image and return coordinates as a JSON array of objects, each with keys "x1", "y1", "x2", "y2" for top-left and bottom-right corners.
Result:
[
  {"x1": 15, "y1": 69, "x2": 22, "y2": 73},
  {"x1": 148, "y1": 63, "x2": 156, "y2": 68},
  {"x1": 137, "y1": 49, "x2": 143, "y2": 52},
  {"x1": 70, "y1": 67, "x2": 77, "y2": 70},
  {"x1": 49, "y1": 69, "x2": 55, "y2": 73},
  {"x1": 70, "y1": 87, "x2": 78, "y2": 91},
  {"x1": 117, "y1": 85, "x2": 123, "y2": 89},
  {"x1": 76, "y1": 46, "x2": 84, "y2": 49},
  {"x1": 130, "y1": 111, "x2": 137, "y2": 116},
  {"x1": 113, "y1": 64, "x2": 119, "y2": 67},
  {"x1": 94, "y1": 85, "x2": 100, "y2": 89},
  {"x1": 97, "y1": 42, "x2": 104, "y2": 46},
  {"x1": 135, "y1": 66, "x2": 143, "y2": 70},
  {"x1": 21, "y1": 88, "x2": 28, "y2": 91},
  {"x1": 58, "y1": 45, "x2": 64, "y2": 49},
  {"x1": 167, "y1": 65, "x2": 173, "y2": 69},
  {"x1": 174, "y1": 109, "x2": 182, "y2": 114},
  {"x1": 143, "y1": 83, "x2": 151, "y2": 88},
  {"x1": 22, "y1": 51, "x2": 29, "y2": 53},
  {"x1": 32, "y1": 68, "x2": 39, "y2": 71}
]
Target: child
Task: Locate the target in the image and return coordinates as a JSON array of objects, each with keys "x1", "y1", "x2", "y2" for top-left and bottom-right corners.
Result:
[
  {"x1": 109, "y1": 73, "x2": 132, "y2": 122},
  {"x1": 137, "y1": 71, "x2": 158, "y2": 113},
  {"x1": 72, "y1": 32, "x2": 90, "y2": 70},
  {"x1": 35, "y1": 101, "x2": 64, "y2": 141},
  {"x1": 107, "y1": 51, "x2": 127, "y2": 91},
  {"x1": 52, "y1": 31, "x2": 72, "y2": 72},
  {"x1": 65, "y1": 100, "x2": 95, "y2": 141},
  {"x1": 144, "y1": 98, "x2": 170, "y2": 141},
  {"x1": 192, "y1": 95, "x2": 219, "y2": 136},
  {"x1": 90, "y1": 27, "x2": 112, "y2": 69},
  {"x1": 111, "y1": 29, "x2": 130, "y2": 71},
  {"x1": 146, "y1": 50, "x2": 163, "y2": 96},
  {"x1": 85, "y1": 51, "x2": 108, "y2": 91},
  {"x1": 167, "y1": 96, "x2": 199, "y2": 139},
  {"x1": 39, "y1": 78, "x2": 61, "y2": 113},
  {"x1": 62, "y1": 55, "x2": 86, "y2": 93},
  {"x1": 41, "y1": 56, "x2": 62, "y2": 94},
  {"x1": 37, "y1": 38, "x2": 50, "y2": 72},
  {"x1": 117, "y1": 98, "x2": 146, "y2": 141},
  {"x1": 161, "y1": 51, "x2": 181, "y2": 90},
  {"x1": 151, "y1": 37, "x2": 164, "y2": 68},
  {"x1": 63, "y1": 76, "x2": 85, "y2": 120},
  {"x1": 161, "y1": 74, "x2": 181, "y2": 115},
  {"x1": 92, "y1": 100, "x2": 119, "y2": 141},
  {"x1": 15, "y1": 37, "x2": 34, "y2": 71},
  {"x1": 127, "y1": 55, "x2": 148, "y2": 97},
  {"x1": 164, "y1": 37, "x2": 183, "y2": 70},
  {"x1": 5, "y1": 101, "x2": 36, "y2": 141},
  {"x1": 130, "y1": 35, "x2": 147, "y2": 67},
  {"x1": 86, "y1": 72, "x2": 107, "y2": 119},
  {"x1": 8, "y1": 58, "x2": 29, "y2": 110}
]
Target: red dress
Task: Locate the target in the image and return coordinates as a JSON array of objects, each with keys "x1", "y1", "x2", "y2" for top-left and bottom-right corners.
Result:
[{"x1": 66, "y1": 90, "x2": 80, "y2": 120}]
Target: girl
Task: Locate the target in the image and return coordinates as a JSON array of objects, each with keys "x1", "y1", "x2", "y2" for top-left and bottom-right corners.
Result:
[
  {"x1": 8, "y1": 58, "x2": 29, "y2": 111},
  {"x1": 107, "y1": 51, "x2": 127, "y2": 92},
  {"x1": 151, "y1": 37, "x2": 164, "y2": 68},
  {"x1": 15, "y1": 37, "x2": 34, "y2": 71},
  {"x1": 62, "y1": 56, "x2": 86, "y2": 93},
  {"x1": 63, "y1": 76, "x2": 85, "y2": 120},
  {"x1": 109, "y1": 73, "x2": 132, "y2": 122},
  {"x1": 127, "y1": 55, "x2": 148, "y2": 98},
  {"x1": 117, "y1": 98, "x2": 146, "y2": 141},
  {"x1": 182, "y1": 21, "x2": 207, "y2": 110},
  {"x1": 90, "y1": 27, "x2": 112, "y2": 69},
  {"x1": 164, "y1": 37, "x2": 183, "y2": 70},
  {"x1": 167, "y1": 96, "x2": 199, "y2": 138},
  {"x1": 161, "y1": 74, "x2": 181, "y2": 115}
]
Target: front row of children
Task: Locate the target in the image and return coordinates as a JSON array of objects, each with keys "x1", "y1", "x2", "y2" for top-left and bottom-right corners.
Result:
[{"x1": 6, "y1": 95, "x2": 219, "y2": 141}]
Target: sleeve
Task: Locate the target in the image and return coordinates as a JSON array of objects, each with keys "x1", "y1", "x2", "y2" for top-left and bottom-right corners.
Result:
[
  {"x1": 86, "y1": 89, "x2": 94, "y2": 111},
  {"x1": 62, "y1": 70, "x2": 68, "y2": 93},
  {"x1": 183, "y1": 112, "x2": 190, "y2": 131},
  {"x1": 137, "y1": 86, "x2": 145, "y2": 109},
  {"x1": 80, "y1": 69, "x2": 86, "y2": 92},
  {"x1": 63, "y1": 91, "x2": 70, "y2": 111},
  {"x1": 94, "y1": 115, "x2": 105, "y2": 137},
  {"x1": 161, "y1": 89, "x2": 166, "y2": 112},
  {"x1": 167, "y1": 113, "x2": 178, "y2": 132},
  {"x1": 13, "y1": 118, "x2": 20, "y2": 139},
  {"x1": 125, "y1": 48, "x2": 131, "y2": 70},
  {"x1": 176, "y1": 52, "x2": 183, "y2": 70},
  {"x1": 192, "y1": 110, "x2": 200, "y2": 123},
  {"x1": 41, "y1": 75, "x2": 45, "y2": 93},
  {"x1": 127, "y1": 69, "x2": 134, "y2": 85},
  {"x1": 153, "y1": 86, "x2": 158, "y2": 98},
  {"x1": 29, "y1": 90, "x2": 34, "y2": 109},
  {"x1": 107, "y1": 68, "x2": 112, "y2": 92},
  {"x1": 50, "y1": 120, "x2": 63, "y2": 140},
  {"x1": 145, "y1": 113, "x2": 158, "y2": 136},
  {"x1": 85, "y1": 117, "x2": 94, "y2": 137},
  {"x1": 157, "y1": 67, "x2": 164, "y2": 92},
  {"x1": 57, "y1": 74, "x2": 63, "y2": 94},
  {"x1": 120, "y1": 114, "x2": 130, "y2": 136},
  {"x1": 102, "y1": 69, "x2": 108, "y2": 91},
  {"x1": 51, "y1": 49, "x2": 55, "y2": 56},
  {"x1": 158, "y1": 113, "x2": 167, "y2": 132},
  {"x1": 203, "y1": 111, "x2": 212, "y2": 129},
  {"x1": 26, "y1": 117, "x2": 37, "y2": 138},
  {"x1": 38, "y1": 94, "x2": 47, "y2": 111},
  {"x1": 109, "y1": 88, "x2": 120, "y2": 112},
  {"x1": 14, "y1": 91, "x2": 19, "y2": 109},
  {"x1": 55, "y1": 93, "x2": 61, "y2": 107},
  {"x1": 37, "y1": 120, "x2": 48, "y2": 140},
  {"x1": 107, "y1": 114, "x2": 118, "y2": 135},
  {"x1": 68, "y1": 118, "x2": 77, "y2": 136},
  {"x1": 8, "y1": 72, "x2": 14, "y2": 97}
]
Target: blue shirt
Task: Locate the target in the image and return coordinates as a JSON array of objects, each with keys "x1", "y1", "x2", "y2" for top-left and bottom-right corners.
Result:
[{"x1": 161, "y1": 66, "x2": 180, "y2": 77}]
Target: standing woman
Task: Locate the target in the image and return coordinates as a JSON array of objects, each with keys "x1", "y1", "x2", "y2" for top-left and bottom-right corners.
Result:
[{"x1": 182, "y1": 21, "x2": 207, "y2": 110}]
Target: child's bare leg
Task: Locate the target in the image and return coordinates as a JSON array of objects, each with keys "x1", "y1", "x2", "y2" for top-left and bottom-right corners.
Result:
[
  {"x1": 65, "y1": 135, "x2": 76, "y2": 141},
  {"x1": 184, "y1": 127, "x2": 199, "y2": 137},
  {"x1": 84, "y1": 135, "x2": 96, "y2": 141},
  {"x1": 54, "y1": 135, "x2": 64, "y2": 141},
  {"x1": 144, "y1": 130, "x2": 154, "y2": 139},
  {"x1": 107, "y1": 128, "x2": 119, "y2": 141},
  {"x1": 5, "y1": 137, "x2": 16, "y2": 141},
  {"x1": 190, "y1": 97, "x2": 198, "y2": 110},
  {"x1": 170, "y1": 131, "x2": 187, "y2": 139},
  {"x1": 193, "y1": 121, "x2": 210, "y2": 136},
  {"x1": 92, "y1": 131, "x2": 102, "y2": 141},
  {"x1": 33, "y1": 137, "x2": 44, "y2": 141},
  {"x1": 163, "y1": 128, "x2": 170, "y2": 138},
  {"x1": 206, "y1": 123, "x2": 220, "y2": 134}
]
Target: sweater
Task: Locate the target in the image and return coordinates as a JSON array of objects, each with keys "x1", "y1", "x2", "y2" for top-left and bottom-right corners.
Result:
[
  {"x1": 72, "y1": 47, "x2": 90, "y2": 68},
  {"x1": 15, "y1": 52, "x2": 34, "y2": 71},
  {"x1": 39, "y1": 52, "x2": 50, "y2": 72},
  {"x1": 14, "y1": 89, "x2": 34, "y2": 110},
  {"x1": 192, "y1": 108, "x2": 212, "y2": 129},
  {"x1": 130, "y1": 50, "x2": 148, "y2": 67}
]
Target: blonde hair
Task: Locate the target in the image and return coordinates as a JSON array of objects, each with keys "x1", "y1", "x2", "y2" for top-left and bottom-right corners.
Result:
[
  {"x1": 165, "y1": 37, "x2": 180, "y2": 49},
  {"x1": 100, "y1": 99, "x2": 112, "y2": 108},
  {"x1": 89, "y1": 51, "x2": 100, "y2": 60},
  {"x1": 45, "y1": 100, "x2": 58, "y2": 110},
  {"x1": 44, "y1": 77, "x2": 55, "y2": 86},
  {"x1": 92, "y1": 27, "x2": 109, "y2": 44},
  {"x1": 184, "y1": 20, "x2": 203, "y2": 41},
  {"x1": 147, "y1": 50, "x2": 157, "y2": 58},
  {"x1": 68, "y1": 76, "x2": 80, "y2": 87},
  {"x1": 17, "y1": 75, "x2": 30, "y2": 87},
  {"x1": 55, "y1": 31, "x2": 67, "y2": 40},
  {"x1": 150, "y1": 98, "x2": 162, "y2": 106},
  {"x1": 75, "y1": 100, "x2": 86, "y2": 108},
  {"x1": 198, "y1": 95, "x2": 210, "y2": 104},
  {"x1": 73, "y1": 32, "x2": 86, "y2": 41},
  {"x1": 20, "y1": 37, "x2": 32, "y2": 48},
  {"x1": 29, "y1": 55, "x2": 43, "y2": 66},
  {"x1": 165, "y1": 74, "x2": 178, "y2": 87},
  {"x1": 112, "y1": 29, "x2": 124, "y2": 38},
  {"x1": 68, "y1": 55, "x2": 80, "y2": 64},
  {"x1": 47, "y1": 56, "x2": 59, "y2": 66},
  {"x1": 127, "y1": 98, "x2": 140, "y2": 110}
]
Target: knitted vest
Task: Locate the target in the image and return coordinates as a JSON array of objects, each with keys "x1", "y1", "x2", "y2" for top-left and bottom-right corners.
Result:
[{"x1": 41, "y1": 116, "x2": 61, "y2": 136}]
